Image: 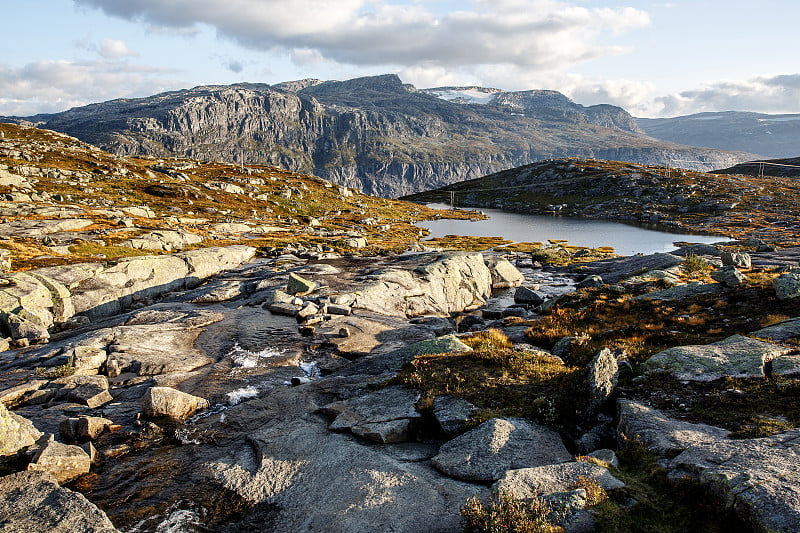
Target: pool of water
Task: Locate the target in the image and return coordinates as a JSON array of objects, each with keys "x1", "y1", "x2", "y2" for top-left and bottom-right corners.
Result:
[{"x1": 418, "y1": 205, "x2": 727, "y2": 255}]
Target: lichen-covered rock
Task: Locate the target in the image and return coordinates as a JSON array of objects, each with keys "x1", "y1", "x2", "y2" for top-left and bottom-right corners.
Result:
[
  {"x1": 710, "y1": 266, "x2": 747, "y2": 287},
  {"x1": 774, "y1": 269, "x2": 800, "y2": 300},
  {"x1": 142, "y1": 386, "x2": 210, "y2": 420},
  {"x1": 514, "y1": 285, "x2": 545, "y2": 305},
  {"x1": 633, "y1": 281, "x2": 722, "y2": 302},
  {"x1": 433, "y1": 395, "x2": 478, "y2": 437},
  {"x1": 491, "y1": 461, "x2": 625, "y2": 500},
  {"x1": 617, "y1": 400, "x2": 729, "y2": 456},
  {"x1": 753, "y1": 317, "x2": 800, "y2": 342},
  {"x1": 0, "y1": 403, "x2": 42, "y2": 456},
  {"x1": 0, "y1": 471, "x2": 118, "y2": 532},
  {"x1": 721, "y1": 251, "x2": 751, "y2": 269},
  {"x1": 286, "y1": 272, "x2": 317, "y2": 295},
  {"x1": 327, "y1": 386, "x2": 420, "y2": 443},
  {"x1": 432, "y1": 418, "x2": 572, "y2": 482},
  {"x1": 641, "y1": 334, "x2": 790, "y2": 381},
  {"x1": 587, "y1": 348, "x2": 619, "y2": 405}
]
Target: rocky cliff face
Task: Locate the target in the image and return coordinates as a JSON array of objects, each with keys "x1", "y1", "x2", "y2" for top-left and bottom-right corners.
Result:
[{"x1": 7, "y1": 75, "x2": 755, "y2": 198}]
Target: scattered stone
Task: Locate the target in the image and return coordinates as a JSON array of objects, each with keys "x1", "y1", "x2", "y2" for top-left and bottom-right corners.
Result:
[
  {"x1": 0, "y1": 471, "x2": 119, "y2": 532},
  {"x1": 485, "y1": 257, "x2": 524, "y2": 288},
  {"x1": 710, "y1": 265, "x2": 747, "y2": 287},
  {"x1": 77, "y1": 416, "x2": 113, "y2": 441},
  {"x1": 773, "y1": 269, "x2": 800, "y2": 300},
  {"x1": 577, "y1": 274, "x2": 603, "y2": 289},
  {"x1": 326, "y1": 303, "x2": 352, "y2": 316},
  {"x1": 141, "y1": 386, "x2": 210, "y2": 420},
  {"x1": 432, "y1": 418, "x2": 572, "y2": 482},
  {"x1": 433, "y1": 395, "x2": 478, "y2": 437},
  {"x1": 641, "y1": 334, "x2": 790, "y2": 381},
  {"x1": 514, "y1": 285, "x2": 545, "y2": 305},
  {"x1": 338, "y1": 326, "x2": 351, "y2": 338},
  {"x1": 27, "y1": 439, "x2": 91, "y2": 484},
  {"x1": 617, "y1": 400, "x2": 729, "y2": 456},
  {"x1": 721, "y1": 251, "x2": 751, "y2": 269},
  {"x1": 0, "y1": 403, "x2": 42, "y2": 455},
  {"x1": 286, "y1": 272, "x2": 317, "y2": 296},
  {"x1": 633, "y1": 281, "x2": 722, "y2": 302},
  {"x1": 296, "y1": 301, "x2": 319, "y2": 320},
  {"x1": 267, "y1": 302, "x2": 301, "y2": 317},
  {"x1": 343, "y1": 237, "x2": 368, "y2": 248}
]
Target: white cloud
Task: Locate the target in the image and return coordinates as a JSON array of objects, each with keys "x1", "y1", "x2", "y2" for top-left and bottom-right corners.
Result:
[
  {"x1": 73, "y1": 0, "x2": 650, "y2": 71},
  {"x1": 99, "y1": 38, "x2": 138, "y2": 58},
  {"x1": 654, "y1": 74, "x2": 800, "y2": 117},
  {"x1": 0, "y1": 60, "x2": 180, "y2": 116}
]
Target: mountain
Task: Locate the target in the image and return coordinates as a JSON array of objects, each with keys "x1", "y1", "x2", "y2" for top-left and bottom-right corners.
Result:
[
  {"x1": 637, "y1": 111, "x2": 800, "y2": 158},
  {"x1": 714, "y1": 156, "x2": 800, "y2": 178},
  {"x1": 3, "y1": 74, "x2": 756, "y2": 198}
]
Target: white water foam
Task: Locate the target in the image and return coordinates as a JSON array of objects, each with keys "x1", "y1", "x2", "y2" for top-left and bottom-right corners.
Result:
[
  {"x1": 228, "y1": 342, "x2": 284, "y2": 368},
  {"x1": 227, "y1": 385, "x2": 259, "y2": 405}
]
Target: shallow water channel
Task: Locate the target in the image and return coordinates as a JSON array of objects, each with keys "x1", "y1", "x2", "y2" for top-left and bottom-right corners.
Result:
[{"x1": 418, "y1": 205, "x2": 727, "y2": 255}]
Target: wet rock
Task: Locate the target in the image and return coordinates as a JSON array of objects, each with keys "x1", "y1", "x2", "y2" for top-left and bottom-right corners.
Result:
[
  {"x1": 773, "y1": 269, "x2": 800, "y2": 300},
  {"x1": 433, "y1": 395, "x2": 478, "y2": 437},
  {"x1": 485, "y1": 257, "x2": 524, "y2": 289},
  {"x1": 641, "y1": 334, "x2": 790, "y2": 381},
  {"x1": 267, "y1": 302, "x2": 300, "y2": 317},
  {"x1": 491, "y1": 461, "x2": 625, "y2": 500},
  {"x1": 721, "y1": 251, "x2": 751, "y2": 269},
  {"x1": 710, "y1": 265, "x2": 747, "y2": 287},
  {"x1": 432, "y1": 418, "x2": 572, "y2": 482},
  {"x1": 617, "y1": 400, "x2": 729, "y2": 456},
  {"x1": 142, "y1": 386, "x2": 210, "y2": 420},
  {"x1": 27, "y1": 439, "x2": 91, "y2": 484},
  {"x1": 669, "y1": 428, "x2": 800, "y2": 533},
  {"x1": 286, "y1": 272, "x2": 317, "y2": 296},
  {"x1": 0, "y1": 402, "x2": 42, "y2": 455},
  {"x1": 326, "y1": 386, "x2": 421, "y2": 444},
  {"x1": 514, "y1": 285, "x2": 545, "y2": 305},
  {"x1": 77, "y1": 416, "x2": 113, "y2": 441},
  {"x1": 0, "y1": 471, "x2": 118, "y2": 532}
]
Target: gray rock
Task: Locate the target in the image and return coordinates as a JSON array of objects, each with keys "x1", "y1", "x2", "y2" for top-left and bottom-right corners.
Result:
[
  {"x1": 617, "y1": 400, "x2": 729, "y2": 456},
  {"x1": 641, "y1": 334, "x2": 790, "y2": 381},
  {"x1": 27, "y1": 439, "x2": 91, "y2": 484},
  {"x1": 669, "y1": 429, "x2": 800, "y2": 533},
  {"x1": 142, "y1": 386, "x2": 210, "y2": 420},
  {"x1": 710, "y1": 266, "x2": 747, "y2": 287},
  {"x1": 267, "y1": 302, "x2": 300, "y2": 316},
  {"x1": 575, "y1": 252, "x2": 683, "y2": 283},
  {"x1": 432, "y1": 418, "x2": 572, "y2": 482},
  {"x1": 552, "y1": 335, "x2": 589, "y2": 358},
  {"x1": 633, "y1": 281, "x2": 722, "y2": 302},
  {"x1": 491, "y1": 461, "x2": 625, "y2": 500},
  {"x1": 588, "y1": 449, "x2": 619, "y2": 468},
  {"x1": 123, "y1": 229, "x2": 202, "y2": 251},
  {"x1": 0, "y1": 403, "x2": 42, "y2": 455},
  {"x1": 326, "y1": 303, "x2": 352, "y2": 316},
  {"x1": 0, "y1": 471, "x2": 118, "y2": 532},
  {"x1": 286, "y1": 272, "x2": 317, "y2": 295},
  {"x1": 77, "y1": 416, "x2": 113, "y2": 441},
  {"x1": 587, "y1": 348, "x2": 619, "y2": 406},
  {"x1": 753, "y1": 317, "x2": 800, "y2": 342},
  {"x1": 774, "y1": 269, "x2": 800, "y2": 300},
  {"x1": 514, "y1": 285, "x2": 545, "y2": 305},
  {"x1": 576, "y1": 274, "x2": 603, "y2": 289},
  {"x1": 485, "y1": 257, "x2": 524, "y2": 289},
  {"x1": 721, "y1": 251, "x2": 751, "y2": 269},
  {"x1": 327, "y1": 386, "x2": 421, "y2": 443},
  {"x1": 433, "y1": 395, "x2": 478, "y2": 437},
  {"x1": 343, "y1": 237, "x2": 368, "y2": 248}
]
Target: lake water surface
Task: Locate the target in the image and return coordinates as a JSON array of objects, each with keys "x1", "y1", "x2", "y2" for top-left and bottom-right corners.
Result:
[{"x1": 418, "y1": 205, "x2": 727, "y2": 255}]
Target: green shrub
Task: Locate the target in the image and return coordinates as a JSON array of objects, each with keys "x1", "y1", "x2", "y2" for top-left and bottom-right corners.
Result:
[{"x1": 461, "y1": 491, "x2": 562, "y2": 533}]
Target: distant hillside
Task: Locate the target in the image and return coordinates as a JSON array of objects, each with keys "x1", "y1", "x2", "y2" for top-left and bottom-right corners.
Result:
[
  {"x1": 403, "y1": 157, "x2": 800, "y2": 243},
  {"x1": 637, "y1": 111, "x2": 800, "y2": 158},
  {"x1": 714, "y1": 156, "x2": 800, "y2": 178},
  {"x1": 3, "y1": 75, "x2": 755, "y2": 198}
]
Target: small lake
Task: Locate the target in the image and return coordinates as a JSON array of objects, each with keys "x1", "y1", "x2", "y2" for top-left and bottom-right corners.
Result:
[{"x1": 417, "y1": 205, "x2": 727, "y2": 255}]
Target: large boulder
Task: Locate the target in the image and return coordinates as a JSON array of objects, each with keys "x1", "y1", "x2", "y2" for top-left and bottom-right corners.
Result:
[
  {"x1": 0, "y1": 403, "x2": 42, "y2": 455},
  {"x1": 433, "y1": 395, "x2": 478, "y2": 437},
  {"x1": 753, "y1": 317, "x2": 800, "y2": 342},
  {"x1": 27, "y1": 439, "x2": 92, "y2": 484},
  {"x1": 617, "y1": 400, "x2": 729, "y2": 456},
  {"x1": 721, "y1": 251, "x2": 751, "y2": 269},
  {"x1": 485, "y1": 257, "x2": 524, "y2": 289},
  {"x1": 710, "y1": 266, "x2": 747, "y2": 287},
  {"x1": 491, "y1": 461, "x2": 625, "y2": 500},
  {"x1": 0, "y1": 471, "x2": 118, "y2": 532},
  {"x1": 669, "y1": 429, "x2": 800, "y2": 533},
  {"x1": 142, "y1": 386, "x2": 210, "y2": 420},
  {"x1": 641, "y1": 334, "x2": 790, "y2": 381},
  {"x1": 432, "y1": 418, "x2": 572, "y2": 482}
]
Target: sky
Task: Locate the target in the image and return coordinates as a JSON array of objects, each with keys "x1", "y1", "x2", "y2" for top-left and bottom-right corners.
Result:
[{"x1": 2, "y1": 0, "x2": 799, "y2": 118}]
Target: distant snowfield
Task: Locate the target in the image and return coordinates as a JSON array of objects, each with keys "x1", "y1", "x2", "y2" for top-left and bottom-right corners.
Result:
[{"x1": 425, "y1": 87, "x2": 499, "y2": 105}]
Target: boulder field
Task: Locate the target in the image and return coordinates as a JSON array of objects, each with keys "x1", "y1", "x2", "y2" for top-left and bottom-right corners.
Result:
[{"x1": 0, "y1": 244, "x2": 798, "y2": 532}]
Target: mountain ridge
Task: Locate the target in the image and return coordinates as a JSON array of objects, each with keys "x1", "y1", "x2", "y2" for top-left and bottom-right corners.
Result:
[{"x1": 2, "y1": 75, "x2": 757, "y2": 198}]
